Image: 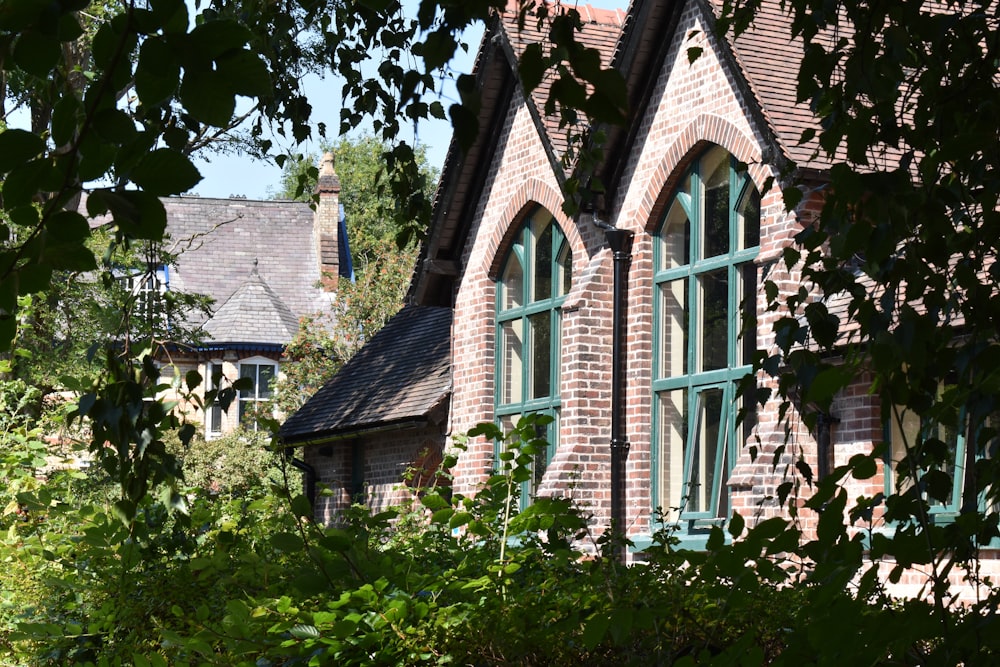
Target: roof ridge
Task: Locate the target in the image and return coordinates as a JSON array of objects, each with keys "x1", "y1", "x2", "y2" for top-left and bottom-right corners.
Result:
[
  {"x1": 502, "y1": 1, "x2": 626, "y2": 27},
  {"x1": 203, "y1": 265, "x2": 300, "y2": 344}
]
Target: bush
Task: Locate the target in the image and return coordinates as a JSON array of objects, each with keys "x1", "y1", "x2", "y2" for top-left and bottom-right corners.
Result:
[{"x1": 1, "y1": 416, "x2": 995, "y2": 665}]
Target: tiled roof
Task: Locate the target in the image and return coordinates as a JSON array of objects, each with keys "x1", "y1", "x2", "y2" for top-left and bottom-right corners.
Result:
[
  {"x1": 202, "y1": 262, "x2": 301, "y2": 346},
  {"x1": 280, "y1": 305, "x2": 452, "y2": 443},
  {"x1": 718, "y1": 0, "x2": 826, "y2": 169},
  {"x1": 500, "y1": 3, "x2": 627, "y2": 167},
  {"x1": 162, "y1": 196, "x2": 331, "y2": 329}
]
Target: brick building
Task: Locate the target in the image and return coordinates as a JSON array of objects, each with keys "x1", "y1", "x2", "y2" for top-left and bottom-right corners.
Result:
[{"x1": 280, "y1": 0, "x2": 999, "y2": 595}]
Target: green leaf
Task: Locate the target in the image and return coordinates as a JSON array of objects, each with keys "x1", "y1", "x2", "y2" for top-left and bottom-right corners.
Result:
[
  {"x1": 270, "y1": 532, "x2": 304, "y2": 552},
  {"x1": 687, "y1": 46, "x2": 704, "y2": 64},
  {"x1": 431, "y1": 507, "x2": 454, "y2": 524},
  {"x1": 136, "y1": 38, "x2": 181, "y2": 106},
  {"x1": 0, "y1": 129, "x2": 46, "y2": 173},
  {"x1": 17, "y1": 262, "x2": 53, "y2": 295},
  {"x1": 3, "y1": 158, "x2": 52, "y2": 208},
  {"x1": 0, "y1": 0, "x2": 46, "y2": 31},
  {"x1": 518, "y1": 43, "x2": 547, "y2": 94},
  {"x1": 187, "y1": 19, "x2": 252, "y2": 59},
  {"x1": 50, "y1": 96, "x2": 82, "y2": 147},
  {"x1": 180, "y1": 70, "x2": 236, "y2": 127},
  {"x1": 149, "y1": 0, "x2": 188, "y2": 33},
  {"x1": 95, "y1": 190, "x2": 168, "y2": 240},
  {"x1": 728, "y1": 510, "x2": 745, "y2": 538},
  {"x1": 289, "y1": 624, "x2": 320, "y2": 640},
  {"x1": 130, "y1": 149, "x2": 201, "y2": 196},
  {"x1": 290, "y1": 493, "x2": 312, "y2": 518},
  {"x1": 804, "y1": 366, "x2": 852, "y2": 407},
  {"x1": 42, "y1": 239, "x2": 96, "y2": 272},
  {"x1": 216, "y1": 49, "x2": 271, "y2": 98},
  {"x1": 13, "y1": 30, "x2": 60, "y2": 77},
  {"x1": 420, "y1": 493, "x2": 449, "y2": 511}
]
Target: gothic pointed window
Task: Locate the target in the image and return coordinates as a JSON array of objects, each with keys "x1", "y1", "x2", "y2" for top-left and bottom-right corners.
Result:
[
  {"x1": 495, "y1": 207, "x2": 571, "y2": 505},
  {"x1": 653, "y1": 146, "x2": 760, "y2": 528}
]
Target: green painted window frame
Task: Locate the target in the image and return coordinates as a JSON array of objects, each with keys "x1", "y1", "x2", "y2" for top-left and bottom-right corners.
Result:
[
  {"x1": 885, "y1": 393, "x2": 999, "y2": 523},
  {"x1": 494, "y1": 207, "x2": 571, "y2": 508},
  {"x1": 651, "y1": 146, "x2": 760, "y2": 534}
]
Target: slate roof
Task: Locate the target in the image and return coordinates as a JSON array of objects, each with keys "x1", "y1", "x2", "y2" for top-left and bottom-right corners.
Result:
[
  {"x1": 162, "y1": 196, "x2": 331, "y2": 335},
  {"x1": 201, "y1": 262, "x2": 301, "y2": 346},
  {"x1": 280, "y1": 305, "x2": 453, "y2": 444}
]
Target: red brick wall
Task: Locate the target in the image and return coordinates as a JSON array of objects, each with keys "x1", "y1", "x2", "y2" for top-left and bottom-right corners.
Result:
[{"x1": 304, "y1": 425, "x2": 447, "y2": 523}]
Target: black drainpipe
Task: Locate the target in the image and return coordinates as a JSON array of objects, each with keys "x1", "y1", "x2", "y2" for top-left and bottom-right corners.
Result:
[
  {"x1": 602, "y1": 223, "x2": 634, "y2": 563},
  {"x1": 284, "y1": 447, "x2": 317, "y2": 510}
]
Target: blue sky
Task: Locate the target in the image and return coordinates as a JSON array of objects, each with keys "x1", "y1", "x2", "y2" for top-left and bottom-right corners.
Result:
[{"x1": 191, "y1": 0, "x2": 627, "y2": 200}]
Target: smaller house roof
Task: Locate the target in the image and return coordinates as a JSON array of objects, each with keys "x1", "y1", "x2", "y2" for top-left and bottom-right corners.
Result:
[
  {"x1": 162, "y1": 196, "x2": 331, "y2": 328},
  {"x1": 280, "y1": 305, "x2": 453, "y2": 444},
  {"x1": 202, "y1": 262, "x2": 301, "y2": 347}
]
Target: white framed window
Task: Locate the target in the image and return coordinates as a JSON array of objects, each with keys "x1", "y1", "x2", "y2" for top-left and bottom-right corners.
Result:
[
  {"x1": 121, "y1": 264, "x2": 169, "y2": 328},
  {"x1": 238, "y1": 359, "x2": 277, "y2": 431},
  {"x1": 207, "y1": 361, "x2": 225, "y2": 438}
]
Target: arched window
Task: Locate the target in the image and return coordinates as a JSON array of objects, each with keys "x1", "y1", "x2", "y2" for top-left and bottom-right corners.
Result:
[
  {"x1": 652, "y1": 146, "x2": 760, "y2": 529},
  {"x1": 495, "y1": 207, "x2": 571, "y2": 504}
]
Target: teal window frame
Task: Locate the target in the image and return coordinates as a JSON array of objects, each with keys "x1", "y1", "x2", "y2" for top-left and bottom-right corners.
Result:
[
  {"x1": 494, "y1": 207, "x2": 571, "y2": 508},
  {"x1": 651, "y1": 146, "x2": 760, "y2": 535},
  {"x1": 885, "y1": 396, "x2": 998, "y2": 524}
]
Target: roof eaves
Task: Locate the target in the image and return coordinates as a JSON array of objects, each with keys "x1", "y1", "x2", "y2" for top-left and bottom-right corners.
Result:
[
  {"x1": 410, "y1": 17, "x2": 515, "y2": 306},
  {"x1": 596, "y1": 0, "x2": 686, "y2": 209},
  {"x1": 704, "y1": 0, "x2": 795, "y2": 174},
  {"x1": 496, "y1": 17, "x2": 570, "y2": 185}
]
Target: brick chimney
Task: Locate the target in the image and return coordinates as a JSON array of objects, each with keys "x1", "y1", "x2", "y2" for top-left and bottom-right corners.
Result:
[{"x1": 315, "y1": 152, "x2": 341, "y2": 291}]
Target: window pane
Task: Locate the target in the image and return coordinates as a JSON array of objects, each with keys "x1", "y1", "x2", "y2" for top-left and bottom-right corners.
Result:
[
  {"x1": 533, "y1": 218, "x2": 554, "y2": 302},
  {"x1": 659, "y1": 278, "x2": 688, "y2": 377},
  {"x1": 740, "y1": 261, "x2": 757, "y2": 368},
  {"x1": 659, "y1": 199, "x2": 690, "y2": 270},
  {"x1": 532, "y1": 417, "x2": 550, "y2": 495},
  {"x1": 700, "y1": 268, "x2": 729, "y2": 371},
  {"x1": 210, "y1": 405, "x2": 222, "y2": 433},
  {"x1": 740, "y1": 185, "x2": 761, "y2": 250},
  {"x1": 658, "y1": 388, "x2": 688, "y2": 520},
  {"x1": 209, "y1": 363, "x2": 224, "y2": 434},
  {"x1": 890, "y1": 408, "x2": 923, "y2": 494},
  {"x1": 529, "y1": 312, "x2": 551, "y2": 399},
  {"x1": 686, "y1": 387, "x2": 724, "y2": 514},
  {"x1": 500, "y1": 319, "x2": 524, "y2": 405},
  {"x1": 557, "y1": 239, "x2": 572, "y2": 297},
  {"x1": 891, "y1": 406, "x2": 959, "y2": 506},
  {"x1": 259, "y1": 365, "x2": 275, "y2": 399},
  {"x1": 702, "y1": 150, "x2": 731, "y2": 259},
  {"x1": 239, "y1": 364, "x2": 256, "y2": 398},
  {"x1": 502, "y1": 254, "x2": 524, "y2": 310}
]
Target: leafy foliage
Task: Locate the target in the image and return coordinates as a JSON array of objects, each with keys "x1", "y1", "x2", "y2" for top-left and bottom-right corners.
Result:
[
  {"x1": 715, "y1": 0, "x2": 1000, "y2": 636},
  {"x1": 6, "y1": 419, "x2": 999, "y2": 665}
]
